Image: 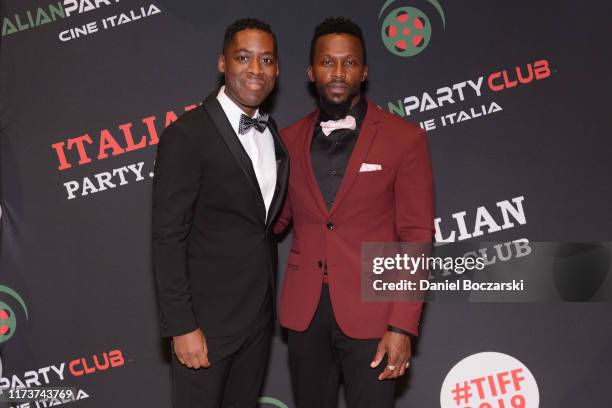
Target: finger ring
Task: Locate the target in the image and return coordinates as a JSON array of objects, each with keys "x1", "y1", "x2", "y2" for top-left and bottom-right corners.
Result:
[{"x1": 386, "y1": 365, "x2": 397, "y2": 370}]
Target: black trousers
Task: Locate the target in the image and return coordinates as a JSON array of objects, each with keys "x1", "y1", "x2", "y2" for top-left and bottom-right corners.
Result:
[
  {"x1": 171, "y1": 294, "x2": 272, "y2": 408},
  {"x1": 288, "y1": 285, "x2": 395, "y2": 408}
]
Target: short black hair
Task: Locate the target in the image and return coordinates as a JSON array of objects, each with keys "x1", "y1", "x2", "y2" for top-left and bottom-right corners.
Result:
[
  {"x1": 222, "y1": 18, "x2": 277, "y2": 55},
  {"x1": 309, "y1": 17, "x2": 366, "y2": 64}
]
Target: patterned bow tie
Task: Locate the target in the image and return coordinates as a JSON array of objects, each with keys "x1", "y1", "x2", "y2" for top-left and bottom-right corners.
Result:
[
  {"x1": 319, "y1": 115, "x2": 357, "y2": 136},
  {"x1": 238, "y1": 113, "x2": 269, "y2": 135}
]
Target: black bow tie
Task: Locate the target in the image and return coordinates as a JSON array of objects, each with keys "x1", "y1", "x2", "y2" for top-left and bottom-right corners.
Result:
[{"x1": 238, "y1": 113, "x2": 269, "y2": 135}]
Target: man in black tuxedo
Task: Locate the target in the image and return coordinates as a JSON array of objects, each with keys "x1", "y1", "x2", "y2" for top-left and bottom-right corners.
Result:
[{"x1": 152, "y1": 18, "x2": 288, "y2": 408}]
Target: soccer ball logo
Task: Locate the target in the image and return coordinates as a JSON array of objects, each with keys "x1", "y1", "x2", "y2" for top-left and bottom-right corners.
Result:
[{"x1": 380, "y1": 0, "x2": 446, "y2": 57}]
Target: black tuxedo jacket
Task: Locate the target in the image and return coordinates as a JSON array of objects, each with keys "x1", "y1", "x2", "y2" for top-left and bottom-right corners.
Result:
[{"x1": 152, "y1": 90, "x2": 289, "y2": 339}]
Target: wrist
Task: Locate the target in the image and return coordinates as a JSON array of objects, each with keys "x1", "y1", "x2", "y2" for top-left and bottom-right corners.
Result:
[{"x1": 387, "y1": 325, "x2": 412, "y2": 337}]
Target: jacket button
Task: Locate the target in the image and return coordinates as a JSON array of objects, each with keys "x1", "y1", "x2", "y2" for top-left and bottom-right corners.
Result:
[
  {"x1": 318, "y1": 261, "x2": 323, "y2": 268},
  {"x1": 326, "y1": 222, "x2": 334, "y2": 230}
]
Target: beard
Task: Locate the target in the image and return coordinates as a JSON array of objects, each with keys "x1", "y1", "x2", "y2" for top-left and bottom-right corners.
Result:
[
  {"x1": 318, "y1": 84, "x2": 360, "y2": 120},
  {"x1": 319, "y1": 97, "x2": 352, "y2": 120}
]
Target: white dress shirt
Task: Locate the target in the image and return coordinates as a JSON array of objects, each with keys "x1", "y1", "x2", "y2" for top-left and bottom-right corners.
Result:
[{"x1": 216, "y1": 86, "x2": 277, "y2": 219}]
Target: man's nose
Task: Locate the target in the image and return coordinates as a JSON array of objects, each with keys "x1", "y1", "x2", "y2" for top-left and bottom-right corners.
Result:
[
  {"x1": 332, "y1": 61, "x2": 346, "y2": 79},
  {"x1": 248, "y1": 57, "x2": 263, "y2": 75}
]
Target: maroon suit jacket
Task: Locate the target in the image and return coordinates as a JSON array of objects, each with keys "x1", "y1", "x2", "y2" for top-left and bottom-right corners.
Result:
[{"x1": 275, "y1": 99, "x2": 434, "y2": 338}]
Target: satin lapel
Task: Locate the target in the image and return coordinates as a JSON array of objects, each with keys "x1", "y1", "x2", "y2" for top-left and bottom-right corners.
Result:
[
  {"x1": 328, "y1": 102, "x2": 380, "y2": 218},
  {"x1": 300, "y1": 110, "x2": 330, "y2": 217},
  {"x1": 202, "y1": 91, "x2": 266, "y2": 221},
  {"x1": 266, "y1": 118, "x2": 289, "y2": 226}
]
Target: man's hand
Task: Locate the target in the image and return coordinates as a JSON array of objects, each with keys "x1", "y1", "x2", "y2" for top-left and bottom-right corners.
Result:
[
  {"x1": 172, "y1": 328, "x2": 211, "y2": 369},
  {"x1": 370, "y1": 331, "x2": 411, "y2": 380}
]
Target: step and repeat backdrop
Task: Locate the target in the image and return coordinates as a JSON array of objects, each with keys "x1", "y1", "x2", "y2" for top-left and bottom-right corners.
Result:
[{"x1": 1, "y1": 0, "x2": 611, "y2": 407}]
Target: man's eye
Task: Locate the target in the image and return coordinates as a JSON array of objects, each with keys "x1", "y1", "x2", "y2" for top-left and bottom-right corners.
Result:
[
  {"x1": 322, "y1": 59, "x2": 332, "y2": 66},
  {"x1": 238, "y1": 55, "x2": 249, "y2": 62},
  {"x1": 262, "y1": 57, "x2": 273, "y2": 64},
  {"x1": 345, "y1": 60, "x2": 355, "y2": 66}
]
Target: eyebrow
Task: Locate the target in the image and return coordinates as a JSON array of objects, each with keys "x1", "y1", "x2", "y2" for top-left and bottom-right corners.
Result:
[
  {"x1": 235, "y1": 48, "x2": 276, "y2": 55},
  {"x1": 319, "y1": 54, "x2": 359, "y2": 59}
]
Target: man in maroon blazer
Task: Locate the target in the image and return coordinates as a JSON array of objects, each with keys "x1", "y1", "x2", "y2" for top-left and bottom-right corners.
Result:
[{"x1": 274, "y1": 17, "x2": 434, "y2": 407}]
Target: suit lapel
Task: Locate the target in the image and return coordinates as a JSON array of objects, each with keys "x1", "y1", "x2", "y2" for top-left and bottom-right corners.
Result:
[
  {"x1": 203, "y1": 91, "x2": 266, "y2": 222},
  {"x1": 328, "y1": 100, "x2": 380, "y2": 218},
  {"x1": 300, "y1": 111, "x2": 330, "y2": 216},
  {"x1": 266, "y1": 118, "x2": 289, "y2": 227}
]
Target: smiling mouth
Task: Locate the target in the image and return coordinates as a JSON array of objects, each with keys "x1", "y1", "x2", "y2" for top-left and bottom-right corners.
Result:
[{"x1": 244, "y1": 78, "x2": 265, "y2": 88}]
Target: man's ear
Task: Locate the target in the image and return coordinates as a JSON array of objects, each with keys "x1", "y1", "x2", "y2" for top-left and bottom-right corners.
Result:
[
  {"x1": 307, "y1": 65, "x2": 314, "y2": 82},
  {"x1": 217, "y1": 54, "x2": 225, "y2": 74},
  {"x1": 362, "y1": 65, "x2": 369, "y2": 82}
]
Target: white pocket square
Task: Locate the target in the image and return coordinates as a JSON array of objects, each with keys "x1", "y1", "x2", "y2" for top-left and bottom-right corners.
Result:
[{"x1": 359, "y1": 163, "x2": 382, "y2": 172}]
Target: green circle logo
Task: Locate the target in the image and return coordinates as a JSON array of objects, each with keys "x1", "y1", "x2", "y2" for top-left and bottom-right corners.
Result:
[
  {"x1": 381, "y1": 7, "x2": 431, "y2": 57},
  {"x1": 0, "y1": 286, "x2": 28, "y2": 344},
  {"x1": 0, "y1": 301, "x2": 16, "y2": 343},
  {"x1": 258, "y1": 397, "x2": 289, "y2": 408},
  {"x1": 379, "y1": 0, "x2": 446, "y2": 58}
]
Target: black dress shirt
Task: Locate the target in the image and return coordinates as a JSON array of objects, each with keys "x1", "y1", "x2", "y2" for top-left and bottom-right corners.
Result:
[{"x1": 310, "y1": 97, "x2": 367, "y2": 209}]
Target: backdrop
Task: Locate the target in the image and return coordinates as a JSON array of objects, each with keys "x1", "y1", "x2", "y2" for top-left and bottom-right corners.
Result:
[{"x1": 1, "y1": 0, "x2": 611, "y2": 407}]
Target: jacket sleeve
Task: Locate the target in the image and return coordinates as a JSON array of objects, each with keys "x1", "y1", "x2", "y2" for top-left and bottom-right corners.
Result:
[
  {"x1": 273, "y1": 191, "x2": 292, "y2": 235},
  {"x1": 274, "y1": 130, "x2": 293, "y2": 235},
  {"x1": 152, "y1": 123, "x2": 201, "y2": 338},
  {"x1": 387, "y1": 129, "x2": 434, "y2": 336}
]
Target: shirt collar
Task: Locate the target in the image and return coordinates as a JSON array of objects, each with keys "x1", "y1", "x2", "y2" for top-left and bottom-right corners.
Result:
[
  {"x1": 318, "y1": 95, "x2": 368, "y2": 129},
  {"x1": 216, "y1": 86, "x2": 260, "y2": 135}
]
